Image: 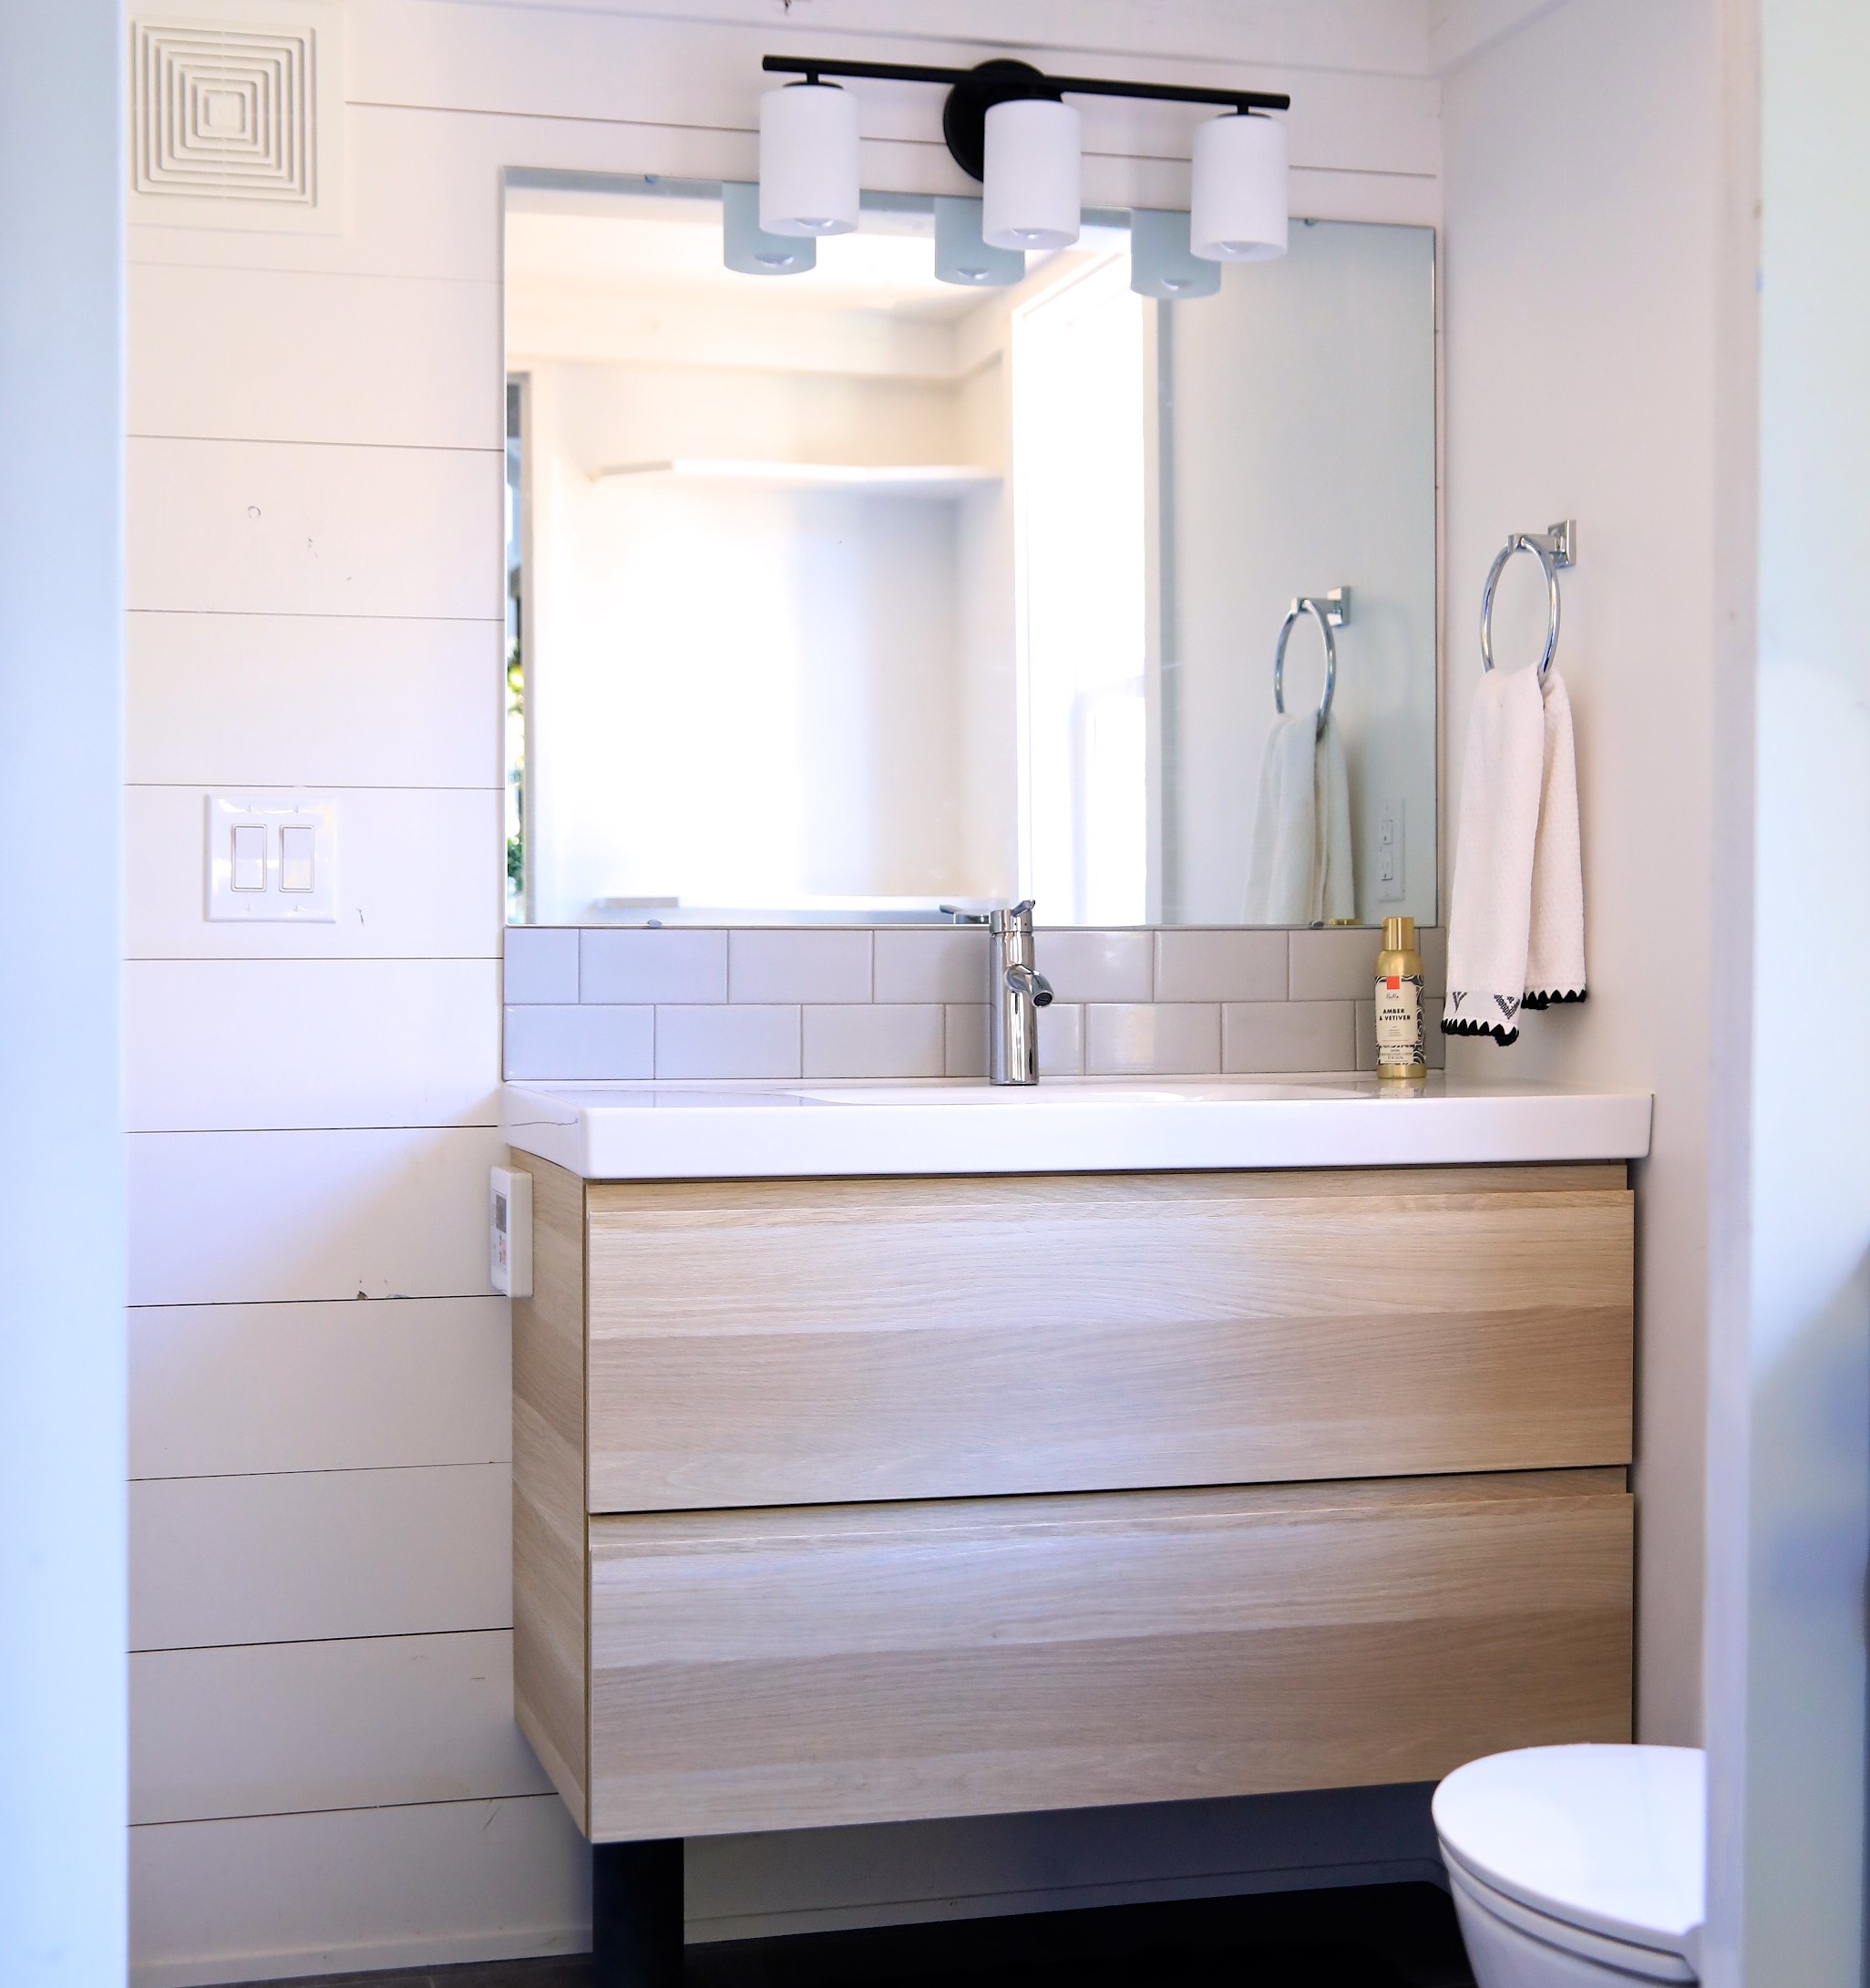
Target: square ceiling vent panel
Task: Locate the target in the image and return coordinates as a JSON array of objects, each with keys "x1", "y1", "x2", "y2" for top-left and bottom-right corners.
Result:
[{"x1": 129, "y1": 3, "x2": 344, "y2": 232}]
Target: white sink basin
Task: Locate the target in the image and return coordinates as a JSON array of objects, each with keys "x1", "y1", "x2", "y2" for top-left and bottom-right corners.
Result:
[
  {"x1": 502, "y1": 1076, "x2": 1653, "y2": 1179},
  {"x1": 788, "y1": 1081, "x2": 1365, "y2": 1106}
]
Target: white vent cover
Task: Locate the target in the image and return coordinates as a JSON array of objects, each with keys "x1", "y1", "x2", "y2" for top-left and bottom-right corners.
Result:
[
  {"x1": 134, "y1": 22, "x2": 315, "y2": 202},
  {"x1": 129, "y1": 4, "x2": 344, "y2": 232}
]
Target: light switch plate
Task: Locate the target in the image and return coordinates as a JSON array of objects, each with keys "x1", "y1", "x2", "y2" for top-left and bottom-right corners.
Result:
[
  {"x1": 1376, "y1": 797, "x2": 1406, "y2": 903},
  {"x1": 205, "y1": 793, "x2": 338, "y2": 922}
]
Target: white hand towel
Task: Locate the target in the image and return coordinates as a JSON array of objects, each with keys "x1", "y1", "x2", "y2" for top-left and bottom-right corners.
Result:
[
  {"x1": 1525, "y1": 671, "x2": 1587, "y2": 1004},
  {"x1": 1244, "y1": 713, "x2": 1320, "y2": 925},
  {"x1": 1314, "y1": 716, "x2": 1355, "y2": 926},
  {"x1": 1444, "y1": 665, "x2": 1587, "y2": 1045}
]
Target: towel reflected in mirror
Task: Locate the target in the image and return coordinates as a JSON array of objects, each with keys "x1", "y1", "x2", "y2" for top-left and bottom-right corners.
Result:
[{"x1": 1243, "y1": 712, "x2": 1355, "y2": 926}]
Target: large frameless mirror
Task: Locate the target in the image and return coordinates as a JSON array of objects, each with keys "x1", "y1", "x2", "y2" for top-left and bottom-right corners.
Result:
[{"x1": 503, "y1": 173, "x2": 1435, "y2": 928}]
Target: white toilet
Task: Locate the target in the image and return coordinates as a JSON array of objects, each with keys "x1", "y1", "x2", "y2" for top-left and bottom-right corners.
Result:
[{"x1": 1433, "y1": 1745, "x2": 1705, "y2": 1985}]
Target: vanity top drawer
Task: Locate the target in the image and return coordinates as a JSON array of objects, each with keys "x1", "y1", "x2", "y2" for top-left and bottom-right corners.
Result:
[{"x1": 581, "y1": 1164, "x2": 1632, "y2": 1514}]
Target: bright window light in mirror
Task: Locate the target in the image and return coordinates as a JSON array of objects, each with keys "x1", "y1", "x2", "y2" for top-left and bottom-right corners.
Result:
[
  {"x1": 1013, "y1": 252, "x2": 1148, "y2": 924},
  {"x1": 982, "y1": 98, "x2": 1082, "y2": 251},
  {"x1": 1190, "y1": 111, "x2": 1289, "y2": 262},
  {"x1": 1129, "y1": 209, "x2": 1221, "y2": 301},
  {"x1": 758, "y1": 81, "x2": 859, "y2": 236},
  {"x1": 934, "y1": 195, "x2": 1025, "y2": 287},
  {"x1": 722, "y1": 180, "x2": 817, "y2": 275}
]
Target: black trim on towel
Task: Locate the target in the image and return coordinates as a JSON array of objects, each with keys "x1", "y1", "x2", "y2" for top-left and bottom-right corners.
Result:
[
  {"x1": 1441, "y1": 1015, "x2": 1520, "y2": 1046},
  {"x1": 1522, "y1": 988, "x2": 1587, "y2": 1011}
]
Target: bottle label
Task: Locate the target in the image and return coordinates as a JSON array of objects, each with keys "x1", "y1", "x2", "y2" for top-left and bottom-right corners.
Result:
[{"x1": 1375, "y1": 972, "x2": 1425, "y2": 1068}]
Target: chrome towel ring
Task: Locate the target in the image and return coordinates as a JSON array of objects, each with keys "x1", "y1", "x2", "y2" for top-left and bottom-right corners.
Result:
[
  {"x1": 1480, "y1": 519, "x2": 1576, "y2": 681},
  {"x1": 1274, "y1": 588, "x2": 1350, "y2": 738}
]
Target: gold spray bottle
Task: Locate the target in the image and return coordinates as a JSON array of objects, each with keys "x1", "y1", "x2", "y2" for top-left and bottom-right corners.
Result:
[{"x1": 1374, "y1": 916, "x2": 1426, "y2": 1082}]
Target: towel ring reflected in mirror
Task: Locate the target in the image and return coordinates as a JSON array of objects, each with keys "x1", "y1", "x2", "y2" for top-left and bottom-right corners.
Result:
[
  {"x1": 1480, "y1": 519, "x2": 1577, "y2": 682},
  {"x1": 1274, "y1": 588, "x2": 1350, "y2": 738}
]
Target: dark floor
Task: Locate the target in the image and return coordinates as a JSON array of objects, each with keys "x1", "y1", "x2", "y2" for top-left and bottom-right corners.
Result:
[{"x1": 254, "y1": 1880, "x2": 1475, "y2": 1988}]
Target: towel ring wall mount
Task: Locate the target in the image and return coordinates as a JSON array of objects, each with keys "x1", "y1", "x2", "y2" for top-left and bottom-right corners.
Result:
[
  {"x1": 1274, "y1": 588, "x2": 1350, "y2": 737},
  {"x1": 1480, "y1": 519, "x2": 1576, "y2": 681}
]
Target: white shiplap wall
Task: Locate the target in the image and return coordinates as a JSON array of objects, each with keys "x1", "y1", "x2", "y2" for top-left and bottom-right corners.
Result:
[{"x1": 126, "y1": 4, "x2": 1441, "y2": 1981}]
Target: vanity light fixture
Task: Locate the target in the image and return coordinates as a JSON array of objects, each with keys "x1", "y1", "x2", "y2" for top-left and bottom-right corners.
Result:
[
  {"x1": 758, "y1": 55, "x2": 1290, "y2": 263},
  {"x1": 1190, "y1": 108, "x2": 1289, "y2": 262},
  {"x1": 758, "y1": 78, "x2": 859, "y2": 236},
  {"x1": 933, "y1": 196, "x2": 1025, "y2": 286},
  {"x1": 722, "y1": 180, "x2": 817, "y2": 275},
  {"x1": 1129, "y1": 208, "x2": 1221, "y2": 300}
]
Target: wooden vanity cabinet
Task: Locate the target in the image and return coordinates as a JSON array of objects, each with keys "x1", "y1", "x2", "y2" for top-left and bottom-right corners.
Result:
[{"x1": 510, "y1": 1156, "x2": 1635, "y2": 1842}]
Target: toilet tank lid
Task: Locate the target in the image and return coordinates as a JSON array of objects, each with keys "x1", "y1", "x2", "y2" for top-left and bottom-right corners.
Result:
[{"x1": 1433, "y1": 1746, "x2": 1705, "y2": 1954}]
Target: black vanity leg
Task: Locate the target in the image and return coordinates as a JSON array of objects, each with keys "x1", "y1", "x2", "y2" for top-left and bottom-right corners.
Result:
[{"x1": 592, "y1": 1838, "x2": 684, "y2": 1986}]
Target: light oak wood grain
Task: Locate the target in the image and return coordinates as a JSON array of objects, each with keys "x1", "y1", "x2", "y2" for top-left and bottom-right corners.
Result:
[
  {"x1": 585, "y1": 1167, "x2": 1633, "y2": 1512},
  {"x1": 587, "y1": 1470, "x2": 1633, "y2": 1840},
  {"x1": 509, "y1": 1150, "x2": 589, "y2": 1831}
]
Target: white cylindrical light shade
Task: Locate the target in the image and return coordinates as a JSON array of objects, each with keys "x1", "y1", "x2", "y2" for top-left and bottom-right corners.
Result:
[
  {"x1": 722, "y1": 181, "x2": 816, "y2": 275},
  {"x1": 759, "y1": 82, "x2": 858, "y2": 237},
  {"x1": 981, "y1": 98, "x2": 1081, "y2": 252},
  {"x1": 1129, "y1": 208, "x2": 1220, "y2": 300},
  {"x1": 933, "y1": 196, "x2": 1024, "y2": 286},
  {"x1": 1189, "y1": 111, "x2": 1288, "y2": 262}
]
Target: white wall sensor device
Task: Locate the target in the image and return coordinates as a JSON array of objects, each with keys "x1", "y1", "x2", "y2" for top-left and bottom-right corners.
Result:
[{"x1": 489, "y1": 1166, "x2": 533, "y2": 1297}]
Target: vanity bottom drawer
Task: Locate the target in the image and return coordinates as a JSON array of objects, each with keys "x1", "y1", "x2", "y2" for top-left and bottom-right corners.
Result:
[{"x1": 586, "y1": 1468, "x2": 1632, "y2": 1841}]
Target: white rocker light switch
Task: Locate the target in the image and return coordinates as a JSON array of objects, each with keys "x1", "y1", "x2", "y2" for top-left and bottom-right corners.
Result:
[{"x1": 205, "y1": 794, "x2": 338, "y2": 922}]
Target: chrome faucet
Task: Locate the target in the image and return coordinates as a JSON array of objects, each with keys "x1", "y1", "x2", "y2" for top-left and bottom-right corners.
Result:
[
  {"x1": 940, "y1": 900, "x2": 1054, "y2": 1084},
  {"x1": 992, "y1": 902, "x2": 1053, "y2": 1085}
]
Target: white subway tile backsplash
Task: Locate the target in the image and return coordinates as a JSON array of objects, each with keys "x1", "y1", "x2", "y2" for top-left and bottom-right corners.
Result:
[
  {"x1": 802, "y1": 1005, "x2": 944, "y2": 1080},
  {"x1": 945, "y1": 1004, "x2": 991, "y2": 1078},
  {"x1": 655, "y1": 1004, "x2": 800, "y2": 1081},
  {"x1": 934, "y1": 1007, "x2": 1090, "y2": 1079},
  {"x1": 503, "y1": 1004, "x2": 652, "y2": 1081},
  {"x1": 1033, "y1": 929, "x2": 1154, "y2": 1003},
  {"x1": 1223, "y1": 1001, "x2": 1356, "y2": 1075},
  {"x1": 501, "y1": 928, "x2": 577, "y2": 1005},
  {"x1": 1084, "y1": 1004, "x2": 1221, "y2": 1076},
  {"x1": 581, "y1": 927, "x2": 727, "y2": 1005},
  {"x1": 1152, "y1": 930, "x2": 1289, "y2": 1003},
  {"x1": 1040, "y1": 1003, "x2": 1085, "y2": 1077},
  {"x1": 1288, "y1": 927, "x2": 1382, "y2": 1000},
  {"x1": 874, "y1": 927, "x2": 990, "y2": 1004},
  {"x1": 495, "y1": 926, "x2": 1441, "y2": 1085},
  {"x1": 728, "y1": 929, "x2": 872, "y2": 1004}
]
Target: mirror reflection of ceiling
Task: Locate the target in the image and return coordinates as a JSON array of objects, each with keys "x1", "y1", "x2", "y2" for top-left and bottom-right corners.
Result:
[{"x1": 504, "y1": 188, "x2": 1128, "y2": 383}]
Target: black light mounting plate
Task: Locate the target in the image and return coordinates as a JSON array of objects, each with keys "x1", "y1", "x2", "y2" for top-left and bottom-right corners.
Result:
[{"x1": 939, "y1": 59, "x2": 1063, "y2": 182}]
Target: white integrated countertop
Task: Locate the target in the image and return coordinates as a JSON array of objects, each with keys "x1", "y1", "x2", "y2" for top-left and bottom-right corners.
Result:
[{"x1": 501, "y1": 1075, "x2": 1653, "y2": 1180}]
